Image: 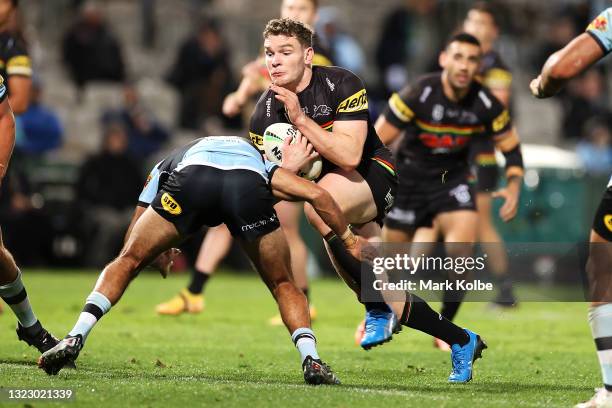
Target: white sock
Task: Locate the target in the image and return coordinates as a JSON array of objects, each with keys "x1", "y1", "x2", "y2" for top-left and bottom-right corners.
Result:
[
  {"x1": 291, "y1": 328, "x2": 320, "y2": 364},
  {"x1": 589, "y1": 304, "x2": 612, "y2": 391},
  {"x1": 68, "y1": 291, "x2": 112, "y2": 342},
  {"x1": 0, "y1": 271, "x2": 37, "y2": 328}
]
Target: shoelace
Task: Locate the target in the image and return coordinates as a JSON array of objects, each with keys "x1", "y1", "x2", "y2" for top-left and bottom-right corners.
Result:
[
  {"x1": 364, "y1": 311, "x2": 389, "y2": 334},
  {"x1": 451, "y1": 347, "x2": 469, "y2": 373}
]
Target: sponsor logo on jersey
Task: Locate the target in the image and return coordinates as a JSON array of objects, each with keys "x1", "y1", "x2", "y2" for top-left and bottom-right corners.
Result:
[
  {"x1": 419, "y1": 86, "x2": 432, "y2": 103},
  {"x1": 605, "y1": 214, "x2": 612, "y2": 232},
  {"x1": 492, "y1": 110, "x2": 510, "y2": 132},
  {"x1": 161, "y1": 193, "x2": 182, "y2": 215},
  {"x1": 241, "y1": 213, "x2": 278, "y2": 231},
  {"x1": 588, "y1": 15, "x2": 608, "y2": 31},
  {"x1": 312, "y1": 104, "x2": 332, "y2": 119},
  {"x1": 326, "y1": 77, "x2": 335, "y2": 91},
  {"x1": 337, "y1": 89, "x2": 368, "y2": 113},
  {"x1": 249, "y1": 132, "x2": 263, "y2": 148},
  {"x1": 266, "y1": 97, "x2": 272, "y2": 117},
  {"x1": 384, "y1": 189, "x2": 394, "y2": 213},
  {"x1": 144, "y1": 174, "x2": 152, "y2": 188}
]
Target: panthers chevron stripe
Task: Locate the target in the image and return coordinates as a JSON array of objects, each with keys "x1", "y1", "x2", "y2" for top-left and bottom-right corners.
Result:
[{"x1": 415, "y1": 119, "x2": 484, "y2": 135}]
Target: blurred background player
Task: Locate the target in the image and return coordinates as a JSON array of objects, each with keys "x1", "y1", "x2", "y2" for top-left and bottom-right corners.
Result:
[
  {"x1": 155, "y1": 0, "x2": 332, "y2": 324},
  {"x1": 531, "y1": 7, "x2": 612, "y2": 408},
  {"x1": 0, "y1": 0, "x2": 30, "y2": 315},
  {"x1": 463, "y1": 1, "x2": 518, "y2": 308},
  {"x1": 0, "y1": 71, "x2": 57, "y2": 353},
  {"x1": 374, "y1": 33, "x2": 524, "y2": 350}
]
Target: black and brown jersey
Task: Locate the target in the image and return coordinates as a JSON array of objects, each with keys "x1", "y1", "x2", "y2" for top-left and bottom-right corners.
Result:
[
  {"x1": 383, "y1": 72, "x2": 512, "y2": 179},
  {"x1": 0, "y1": 32, "x2": 31, "y2": 89},
  {"x1": 250, "y1": 65, "x2": 394, "y2": 179}
]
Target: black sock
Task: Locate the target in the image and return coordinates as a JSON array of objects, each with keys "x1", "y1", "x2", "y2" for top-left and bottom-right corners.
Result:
[
  {"x1": 364, "y1": 302, "x2": 391, "y2": 312},
  {"x1": 187, "y1": 269, "x2": 210, "y2": 295},
  {"x1": 440, "y1": 287, "x2": 466, "y2": 322},
  {"x1": 403, "y1": 294, "x2": 469, "y2": 346},
  {"x1": 324, "y1": 233, "x2": 362, "y2": 286},
  {"x1": 21, "y1": 320, "x2": 43, "y2": 337},
  {"x1": 302, "y1": 288, "x2": 310, "y2": 303}
]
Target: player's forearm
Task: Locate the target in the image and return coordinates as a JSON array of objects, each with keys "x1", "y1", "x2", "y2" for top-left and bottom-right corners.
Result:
[
  {"x1": 7, "y1": 77, "x2": 32, "y2": 114},
  {"x1": 308, "y1": 187, "x2": 349, "y2": 238},
  {"x1": 0, "y1": 109, "x2": 15, "y2": 179},
  {"x1": 124, "y1": 205, "x2": 147, "y2": 244},
  {"x1": 294, "y1": 117, "x2": 363, "y2": 171},
  {"x1": 538, "y1": 33, "x2": 604, "y2": 98}
]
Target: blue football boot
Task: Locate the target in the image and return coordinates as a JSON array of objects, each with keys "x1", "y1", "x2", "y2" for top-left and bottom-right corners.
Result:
[
  {"x1": 360, "y1": 306, "x2": 400, "y2": 350},
  {"x1": 448, "y1": 329, "x2": 487, "y2": 383}
]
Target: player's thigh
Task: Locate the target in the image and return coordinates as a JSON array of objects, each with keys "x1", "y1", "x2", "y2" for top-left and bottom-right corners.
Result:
[
  {"x1": 122, "y1": 207, "x2": 182, "y2": 268},
  {"x1": 316, "y1": 168, "x2": 378, "y2": 224},
  {"x1": 275, "y1": 200, "x2": 302, "y2": 235},
  {"x1": 436, "y1": 210, "x2": 478, "y2": 243},
  {"x1": 239, "y1": 227, "x2": 293, "y2": 292}
]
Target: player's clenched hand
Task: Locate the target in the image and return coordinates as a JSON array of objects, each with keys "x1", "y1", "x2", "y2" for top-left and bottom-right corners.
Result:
[
  {"x1": 281, "y1": 131, "x2": 319, "y2": 174},
  {"x1": 150, "y1": 248, "x2": 181, "y2": 278},
  {"x1": 345, "y1": 235, "x2": 377, "y2": 263},
  {"x1": 270, "y1": 84, "x2": 307, "y2": 127},
  {"x1": 492, "y1": 186, "x2": 519, "y2": 222},
  {"x1": 529, "y1": 75, "x2": 546, "y2": 98}
]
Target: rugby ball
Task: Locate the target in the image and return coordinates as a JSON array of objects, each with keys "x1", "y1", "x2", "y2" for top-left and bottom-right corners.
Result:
[{"x1": 263, "y1": 122, "x2": 323, "y2": 181}]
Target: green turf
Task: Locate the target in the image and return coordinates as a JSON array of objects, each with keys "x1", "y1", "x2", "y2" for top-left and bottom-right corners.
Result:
[{"x1": 0, "y1": 270, "x2": 601, "y2": 407}]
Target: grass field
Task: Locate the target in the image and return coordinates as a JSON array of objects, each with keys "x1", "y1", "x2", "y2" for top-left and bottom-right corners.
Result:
[{"x1": 0, "y1": 270, "x2": 602, "y2": 407}]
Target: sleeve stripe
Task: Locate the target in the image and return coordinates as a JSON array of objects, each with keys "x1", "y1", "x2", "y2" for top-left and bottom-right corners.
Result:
[
  {"x1": 587, "y1": 30, "x2": 610, "y2": 55},
  {"x1": 6, "y1": 66, "x2": 32, "y2": 76},
  {"x1": 388, "y1": 93, "x2": 414, "y2": 123}
]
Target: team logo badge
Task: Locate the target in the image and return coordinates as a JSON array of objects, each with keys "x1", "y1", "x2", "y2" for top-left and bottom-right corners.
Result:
[
  {"x1": 312, "y1": 104, "x2": 332, "y2": 119},
  {"x1": 161, "y1": 193, "x2": 182, "y2": 215},
  {"x1": 588, "y1": 15, "x2": 608, "y2": 31},
  {"x1": 449, "y1": 184, "x2": 472, "y2": 205}
]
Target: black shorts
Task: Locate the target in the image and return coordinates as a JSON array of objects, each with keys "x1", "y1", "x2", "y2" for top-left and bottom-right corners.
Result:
[
  {"x1": 384, "y1": 168, "x2": 476, "y2": 231},
  {"x1": 151, "y1": 166, "x2": 280, "y2": 242},
  {"x1": 593, "y1": 187, "x2": 612, "y2": 241},
  {"x1": 469, "y1": 138, "x2": 499, "y2": 192},
  {"x1": 357, "y1": 151, "x2": 398, "y2": 226}
]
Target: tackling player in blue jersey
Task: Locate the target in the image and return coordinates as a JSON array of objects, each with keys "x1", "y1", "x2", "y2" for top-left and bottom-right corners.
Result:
[
  {"x1": 531, "y1": 7, "x2": 612, "y2": 408},
  {"x1": 38, "y1": 135, "x2": 370, "y2": 385}
]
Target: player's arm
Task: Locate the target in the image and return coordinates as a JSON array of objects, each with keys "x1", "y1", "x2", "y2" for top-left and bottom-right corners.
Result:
[
  {"x1": 374, "y1": 115, "x2": 402, "y2": 145},
  {"x1": 0, "y1": 87, "x2": 16, "y2": 182},
  {"x1": 5, "y1": 46, "x2": 33, "y2": 114},
  {"x1": 489, "y1": 108, "x2": 524, "y2": 222},
  {"x1": 271, "y1": 84, "x2": 366, "y2": 171},
  {"x1": 125, "y1": 166, "x2": 180, "y2": 277},
  {"x1": 531, "y1": 33, "x2": 604, "y2": 98},
  {"x1": 7, "y1": 76, "x2": 31, "y2": 114},
  {"x1": 223, "y1": 57, "x2": 268, "y2": 117},
  {"x1": 269, "y1": 166, "x2": 363, "y2": 253}
]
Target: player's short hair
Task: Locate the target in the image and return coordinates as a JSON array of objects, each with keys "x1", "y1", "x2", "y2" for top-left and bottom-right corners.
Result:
[
  {"x1": 263, "y1": 18, "x2": 313, "y2": 49},
  {"x1": 446, "y1": 32, "x2": 481, "y2": 50},
  {"x1": 468, "y1": 1, "x2": 500, "y2": 27}
]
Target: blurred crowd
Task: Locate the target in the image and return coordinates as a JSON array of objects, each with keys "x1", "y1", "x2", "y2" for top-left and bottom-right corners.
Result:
[{"x1": 3, "y1": 0, "x2": 612, "y2": 267}]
